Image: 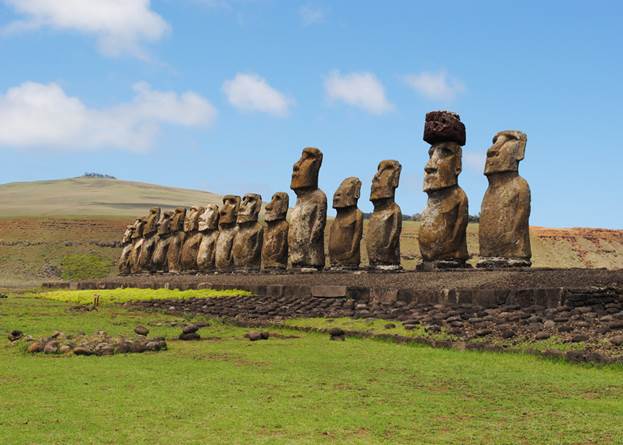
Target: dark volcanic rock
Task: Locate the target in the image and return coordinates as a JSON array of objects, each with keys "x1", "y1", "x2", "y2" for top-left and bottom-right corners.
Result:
[{"x1": 134, "y1": 325, "x2": 149, "y2": 336}]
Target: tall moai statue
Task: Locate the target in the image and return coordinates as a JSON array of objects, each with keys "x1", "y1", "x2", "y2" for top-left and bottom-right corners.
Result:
[
  {"x1": 288, "y1": 147, "x2": 327, "y2": 271},
  {"x1": 166, "y1": 207, "x2": 187, "y2": 274},
  {"x1": 418, "y1": 111, "x2": 469, "y2": 270},
  {"x1": 197, "y1": 204, "x2": 220, "y2": 273},
  {"x1": 118, "y1": 224, "x2": 135, "y2": 275},
  {"x1": 478, "y1": 131, "x2": 531, "y2": 268},
  {"x1": 152, "y1": 211, "x2": 173, "y2": 272},
  {"x1": 366, "y1": 161, "x2": 402, "y2": 271},
  {"x1": 233, "y1": 193, "x2": 263, "y2": 272},
  {"x1": 261, "y1": 192, "x2": 289, "y2": 272},
  {"x1": 215, "y1": 195, "x2": 241, "y2": 272},
  {"x1": 129, "y1": 218, "x2": 146, "y2": 274},
  {"x1": 329, "y1": 177, "x2": 364, "y2": 270},
  {"x1": 137, "y1": 207, "x2": 160, "y2": 272},
  {"x1": 180, "y1": 206, "x2": 205, "y2": 272}
]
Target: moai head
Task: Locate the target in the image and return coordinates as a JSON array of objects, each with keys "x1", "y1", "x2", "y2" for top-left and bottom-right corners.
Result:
[
  {"x1": 171, "y1": 207, "x2": 187, "y2": 232},
  {"x1": 333, "y1": 177, "x2": 362, "y2": 209},
  {"x1": 131, "y1": 218, "x2": 145, "y2": 239},
  {"x1": 219, "y1": 195, "x2": 241, "y2": 226},
  {"x1": 122, "y1": 225, "x2": 134, "y2": 244},
  {"x1": 198, "y1": 204, "x2": 219, "y2": 231},
  {"x1": 237, "y1": 193, "x2": 262, "y2": 224},
  {"x1": 423, "y1": 111, "x2": 466, "y2": 192},
  {"x1": 183, "y1": 206, "x2": 203, "y2": 232},
  {"x1": 290, "y1": 147, "x2": 323, "y2": 191},
  {"x1": 157, "y1": 211, "x2": 172, "y2": 236},
  {"x1": 264, "y1": 192, "x2": 289, "y2": 222},
  {"x1": 144, "y1": 207, "x2": 161, "y2": 235},
  {"x1": 484, "y1": 130, "x2": 527, "y2": 175},
  {"x1": 370, "y1": 160, "x2": 401, "y2": 201}
]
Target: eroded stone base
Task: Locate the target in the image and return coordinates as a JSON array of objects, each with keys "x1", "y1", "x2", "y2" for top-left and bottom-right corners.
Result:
[
  {"x1": 477, "y1": 257, "x2": 532, "y2": 269},
  {"x1": 417, "y1": 260, "x2": 470, "y2": 271}
]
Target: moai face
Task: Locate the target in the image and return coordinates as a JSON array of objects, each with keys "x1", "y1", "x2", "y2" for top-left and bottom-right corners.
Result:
[
  {"x1": 144, "y1": 207, "x2": 161, "y2": 234},
  {"x1": 157, "y1": 212, "x2": 172, "y2": 236},
  {"x1": 183, "y1": 206, "x2": 203, "y2": 232},
  {"x1": 290, "y1": 147, "x2": 323, "y2": 191},
  {"x1": 333, "y1": 177, "x2": 361, "y2": 209},
  {"x1": 122, "y1": 225, "x2": 134, "y2": 244},
  {"x1": 131, "y1": 219, "x2": 145, "y2": 239},
  {"x1": 237, "y1": 193, "x2": 262, "y2": 224},
  {"x1": 423, "y1": 142, "x2": 462, "y2": 192},
  {"x1": 198, "y1": 204, "x2": 219, "y2": 231},
  {"x1": 219, "y1": 195, "x2": 241, "y2": 225},
  {"x1": 370, "y1": 160, "x2": 401, "y2": 201},
  {"x1": 171, "y1": 208, "x2": 186, "y2": 232},
  {"x1": 484, "y1": 130, "x2": 527, "y2": 175},
  {"x1": 264, "y1": 192, "x2": 289, "y2": 222}
]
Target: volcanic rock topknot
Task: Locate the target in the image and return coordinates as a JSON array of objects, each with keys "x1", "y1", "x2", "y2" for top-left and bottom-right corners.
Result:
[{"x1": 423, "y1": 110, "x2": 466, "y2": 146}]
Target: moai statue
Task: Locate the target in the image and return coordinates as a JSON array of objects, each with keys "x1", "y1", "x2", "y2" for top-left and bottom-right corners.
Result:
[
  {"x1": 118, "y1": 224, "x2": 135, "y2": 275},
  {"x1": 478, "y1": 131, "x2": 531, "y2": 268},
  {"x1": 137, "y1": 207, "x2": 160, "y2": 272},
  {"x1": 261, "y1": 192, "x2": 289, "y2": 272},
  {"x1": 197, "y1": 204, "x2": 220, "y2": 273},
  {"x1": 232, "y1": 193, "x2": 263, "y2": 272},
  {"x1": 166, "y1": 207, "x2": 187, "y2": 274},
  {"x1": 288, "y1": 147, "x2": 327, "y2": 271},
  {"x1": 329, "y1": 177, "x2": 364, "y2": 270},
  {"x1": 152, "y1": 211, "x2": 173, "y2": 272},
  {"x1": 215, "y1": 195, "x2": 241, "y2": 272},
  {"x1": 129, "y1": 218, "x2": 146, "y2": 274},
  {"x1": 366, "y1": 161, "x2": 402, "y2": 271},
  {"x1": 180, "y1": 206, "x2": 205, "y2": 272},
  {"x1": 418, "y1": 111, "x2": 469, "y2": 270}
]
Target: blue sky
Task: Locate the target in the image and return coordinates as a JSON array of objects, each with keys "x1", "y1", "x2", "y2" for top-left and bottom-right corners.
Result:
[{"x1": 0, "y1": 0, "x2": 621, "y2": 228}]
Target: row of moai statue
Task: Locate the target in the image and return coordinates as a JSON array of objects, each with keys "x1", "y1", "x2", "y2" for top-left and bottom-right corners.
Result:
[{"x1": 119, "y1": 110, "x2": 531, "y2": 274}]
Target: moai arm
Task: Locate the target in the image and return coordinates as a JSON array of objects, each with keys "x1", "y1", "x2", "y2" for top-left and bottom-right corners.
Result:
[
  {"x1": 253, "y1": 227, "x2": 264, "y2": 257},
  {"x1": 349, "y1": 210, "x2": 364, "y2": 258},
  {"x1": 387, "y1": 207, "x2": 402, "y2": 251},
  {"x1": 310, "y1": 194, "x2": 327, "y2": 243},
  {"x1": 451, "y1": 194, "x2": 468, "y2": 250},
  {"x1": 514, "y1": 182, "x2": 531, "y2": 236}
]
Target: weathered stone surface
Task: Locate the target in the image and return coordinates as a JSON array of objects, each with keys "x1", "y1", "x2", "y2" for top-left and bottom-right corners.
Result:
[
  {"x1": 134, "y1": 325, "x2": 149, "y2": 336},
  {"x1": 311, "y1": 285, "x2": 348, "y2": 298},
  {"x1": 129, "y1": 218, "x2": 146, "y2": 274},
  {"x1": 418, "y1": 111, "x2": 469, "y2": 269},
  {"x1": 166, "y1": 208, "x2": 187, "y2": 274},
  {"x1": 288, "y1": 147, "x2": 327, "y2": 270},
  {"x1": 366, "y1": 160, "x2": 402, "y2": 269},
  {"x1": 329, "y1": 177, "x2": 363, "y2": 270},
  {"x1": 478, "y1": 131, "x2": 531, "y2": 267},
  {"x1": 233, "y1": 193, "x2": 263, "y2": 272},
  {"x1": 136, "y1": 207, "x2": 161, "y2": 273},
  {"x1": 152, "y1": 211, "x2": 173, "y2": 272},
  {"x1": 117, "y1": 224, "x2": 135, "y2": 275},
  {"x1": 180, "y1": 206, "x2": 205, "y2": 272},
  {"x1": 215, "y1": 195, "x2": 241, "y2": 272},
  {"x1": 197, "y1": 204, "x2": 220, "y2": 273},
  {"x1": 262, "y1": 192, "x2": 289, "y2": 271}
]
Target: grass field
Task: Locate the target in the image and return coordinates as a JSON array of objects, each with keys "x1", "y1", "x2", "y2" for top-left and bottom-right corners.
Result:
[{"x1": 1, "y1": 293, "x2": 623, "y2": 444}]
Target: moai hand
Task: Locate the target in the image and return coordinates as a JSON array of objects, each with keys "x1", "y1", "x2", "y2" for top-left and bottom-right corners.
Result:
[
  {"x1": 329, "y1": 177, "x2": 363, "y2": 270},
  {"x1": 261, "y1": 192, "x2": 289, "y2": 272}
]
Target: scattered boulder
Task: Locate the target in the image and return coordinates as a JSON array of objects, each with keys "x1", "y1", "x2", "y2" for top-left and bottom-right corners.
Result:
[
  {"x1": 245, "y1": 331, "x2": 269, "y2": 341},
  {"x1": 8, "y1": 330, "x2": 23, "y2": 342},
  {"x1": 329, "y1": 327, "x2": 346, "y2": 341},
  {"x1": 27, "y1": 341, "x2": 44, "y2": 353},
  {"x1": 384, "y1": 323, "x2": 396, "y2": 329},
  {"x1": 182, "y1": 324, "x2": 200, "y2": 334},
  {"x1": 179, "y1": 332, "x2": 201, "y2": 341},
  {"x1": 610, "y1": 335, "x2": 623, "y2": 346},
  {"x1": 134, "y1": 325, "x2": 149, "y2": 336}
]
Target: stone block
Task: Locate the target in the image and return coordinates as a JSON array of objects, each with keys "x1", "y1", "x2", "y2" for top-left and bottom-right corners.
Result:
[
  {"x1": 370, "y1": 288, "x2": 399, "y2": 305},
  {"x1": 311, "y1": 285, "x2": 348, "y2": 298}
]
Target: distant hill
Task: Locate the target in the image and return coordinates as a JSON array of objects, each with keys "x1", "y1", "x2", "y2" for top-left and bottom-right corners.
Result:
[{"x1": 0, "y1": 176, "x2": 221, "y2": 217}]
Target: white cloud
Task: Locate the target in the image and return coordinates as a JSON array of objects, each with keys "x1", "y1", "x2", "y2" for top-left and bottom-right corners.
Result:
[
  {"x1": 324, "y1": 71, "x2": 393, "y2": 115},
  {"x1": 0, "y1": 81, "x2": 216, "y2": 151},
  {"x1": 2, "y1": 0, "x2": 169, "y2": 58},
  {"x1": 223, "y1": 73, "x2": 292, "y2": 116},
  {"x1": 299, "y1": 5, "x2": 325, "y2": 26},
  {"x1": 404, "y1": 70, "x2": 464, "y2": 101}
]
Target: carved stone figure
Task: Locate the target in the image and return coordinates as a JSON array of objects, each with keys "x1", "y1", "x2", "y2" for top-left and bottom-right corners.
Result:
[
  {"x1": 137, "y1": 207, "x2": 161, "y2": 272},
  {"x1": 129, "y1": 218, "x2": 145, "y2": 274},
  {"x1": 180, "y1": 206, "x2": 205, "y2": 272},
  {"x1": 261, "y1": 192, "x2": 289, "y2": 272},
  {"x1": 366, "y1": 161, "x2": 402, "y2": 270},
  {"x1": 329, "y1": 177, "x2": 363, "y2": 270},
  {"x1": 197, "y1": 204, "x2": 220, "y2": 272},
  {"x1": 118, "y1": 224, "x2": 135, "y2": 275},
  {"x1": 418, "y1": 111, "x2": 469, "y2": 270},
  {"x1": 215, "y1": 195, "x2": 240, "y2": 272},
  {"x1": 166, "y1": 207, "x2": 187, "y2": 273},
  {"x1": 288, "y1": 147, "x2": 327, "y2": 271},
  {"x1": 478, "y1": 130, "x2": 531, "y2": 268},
  {"x1": 152, "y1": 211, "x2": 173, "y2": 272},
  {"x1": 233, "y1": 193, "x2": 263, "y2": 272}
]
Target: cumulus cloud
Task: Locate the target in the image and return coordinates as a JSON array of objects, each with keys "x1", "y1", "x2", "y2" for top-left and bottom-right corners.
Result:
[
  {"x1": 1, "y1": 0, "x2": 169, "y2": 58},
  {"x1": 223, "y1": 73, "x2": 292, "y2": 116},
  {"x1": 404, "y1": 70, "x2": 465, "y2": 101},
  {"x1": 0, "y1": 81, "x2": 216, "y2": 151},
  {"x1": 299, "y1": 5, "x2": 325, "y2": 26},
  {"x1": 324, "y1": 71, "x2": 393, "y2": 114}
]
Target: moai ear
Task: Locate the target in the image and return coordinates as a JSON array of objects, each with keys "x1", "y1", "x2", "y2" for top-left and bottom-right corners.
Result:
[
  {"x1": 515, "y1": 133, "x2": 527, "y2": 162},
  {"x1": 455, "y1": 148, "x2": 463, "y2": 176},
  {"x1": 391, "y1": 164, "x2": 402, "y2": 188}
]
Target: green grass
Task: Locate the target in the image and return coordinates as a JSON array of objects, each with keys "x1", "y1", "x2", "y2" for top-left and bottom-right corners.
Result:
[
  {"x1": 1, "y1": 294, "x2": 623, "y2": 444},
  {"x1": 34, "y1": 287, "x2": 252, "y2": 304},
  {"x1": 60, "y1": 253, "x2": 113, "y2": 281}
]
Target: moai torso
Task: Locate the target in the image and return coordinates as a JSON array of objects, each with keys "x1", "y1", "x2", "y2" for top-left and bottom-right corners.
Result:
[
  {"x1": 166, "y1": 208, "x2": 187, "y2": 273},
  {"x1": 479, "y1": 131, "x2": 531, "y2": 266},
  {"x1": 262, "y1": 191, "x2": 289, "y2": 272},
  {"x1": 129, "y1": 219, "x2": 146, "y2": 274},
  {"x1": 329, "y1": 177, "x2": 363, "y2": 269},
  {"x1": 180, "y1": 206, "x2": 204, "y2": 272},
  {"x1": 366, "y1": 161, "x2": 402, "y2": 269},
  {"x1": 233, "y1": 194, "x2": 263, "y2": 272},
  {"x1": 152, "y1": 212, "x2": 172, "y2": 272},
  {"x1": 215, "y1": 195, "x2": 240, "y2": 272},
  {"x1": 196, "y1": 205, "x2": 220, "y2": 273},
  {"x1": 118, "y1": 225, "x2": 134, "y2": 275},
  {"x1": 417, "y1": 111, "x2": 469, "y2": 269},
  {"x1": 138, "y1": 207, "x2": 160, "y2": 272},
  {"x1": 288, "y1": 146, "x2": 326, "y2": 270}
]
